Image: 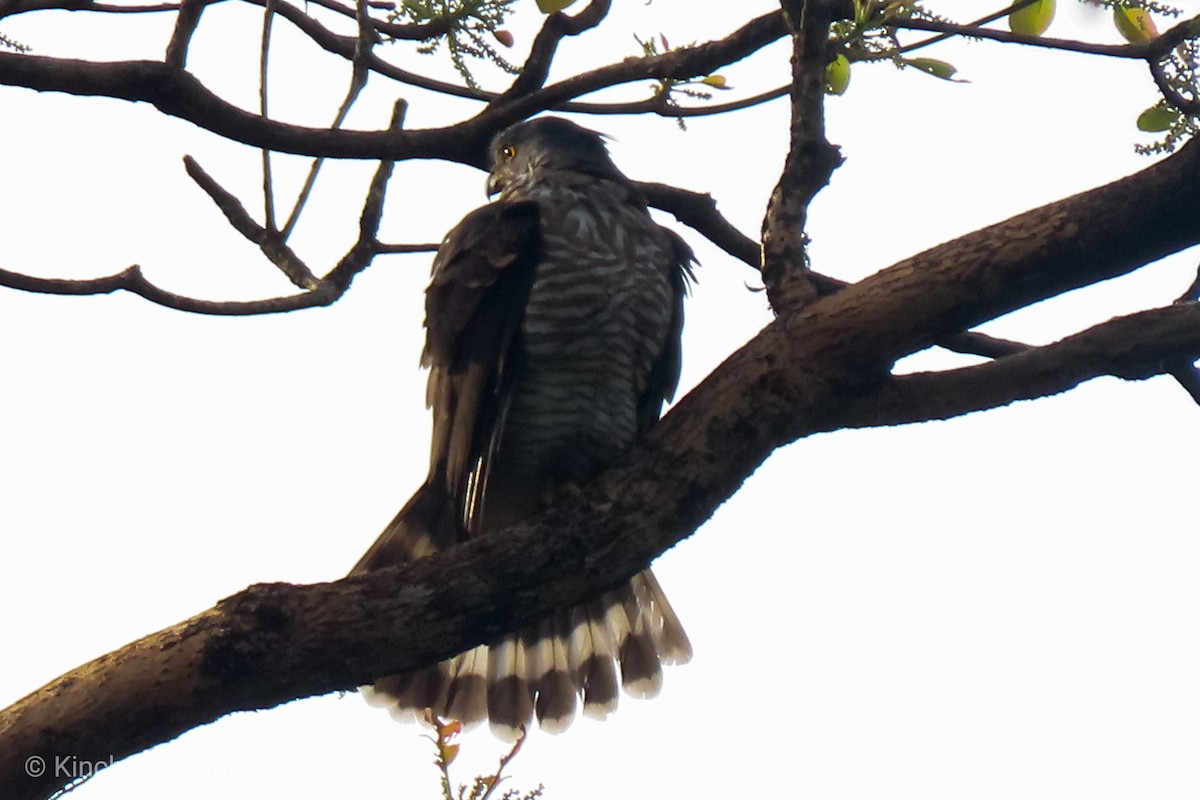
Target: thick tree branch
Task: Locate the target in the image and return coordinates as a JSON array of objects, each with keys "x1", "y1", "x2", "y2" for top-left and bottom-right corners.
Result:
[
  {"x1": 6, "y1": 127, "x2": 1200, "y2": 800},
  {"x1": 761, "y1": 0, "x2": 840, "y2": 315},
  {"x1": 0, "y1": 7, "x2": 790, "y2": 162},
  {"x1": 836, "y1": 304, "x2": 1200, "y2": 429}
]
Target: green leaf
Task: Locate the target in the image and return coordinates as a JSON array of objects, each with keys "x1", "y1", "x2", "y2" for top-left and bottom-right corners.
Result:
[
  {"x1": 535, "y1": 0, "x2": 577, "y2": 13},
  {"x1": 1008, "y1": 0, "x2": 1055, "y2": 36},
  {"x1": 1137, "y1": 105, "x2": 1180, "y2": 132},
  {"x1": 825, "y1": 54, "x2": 851, "y2": 96},
  {"x1": 902, "y1": 57, "x2": 964, "y2": 82}
]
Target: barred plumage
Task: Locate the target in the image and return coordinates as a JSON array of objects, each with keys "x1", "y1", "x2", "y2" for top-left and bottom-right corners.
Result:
[{"x1": 351, "y1": 117, "x2": 693, "y2": 739}]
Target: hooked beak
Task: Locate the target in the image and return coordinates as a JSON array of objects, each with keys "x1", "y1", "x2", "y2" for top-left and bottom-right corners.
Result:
[{"x1": 485, "y1": 171, "x2": 505, "y2": 197}]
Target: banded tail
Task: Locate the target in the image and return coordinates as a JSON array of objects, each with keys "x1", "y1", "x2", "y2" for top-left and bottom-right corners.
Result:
[{"x1": 350, "y1": 483, "x2": 691, "y2": 739}]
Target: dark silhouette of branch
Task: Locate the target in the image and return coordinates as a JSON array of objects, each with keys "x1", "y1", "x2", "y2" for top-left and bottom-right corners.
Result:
[
  {"x1": 643, "y1": 181, "x2": 1027, "y2": 359},
  {"x1": 164, "y1": 0, "x2": 207, "y2": 67},
  {"x1": 469, "y1": 10, "x2": 789, "y2": 134},
  {"x1": 7, "y1": 135, "x2": 1200, "y2": 798},
  {"x1": 0, "y1": 0, "x2": 178, "y2": 14},
  {"x1": 1150, "y1": 59, "x2": 1200, "y2": 115},
  {"x1": 185, "y1": 156, "x2": 320, "y2": 289},
  {"x1": 891, "y1": 11, "x2": 1200, "y2": 61},
  {"x1": 0, "y1": 264, "x2": 336, "y2": 314},
  {"x1": 761, "y1": 0, "x2": 840, "y2": 314},
  {"x1": 1179, "y1": 260, "x2": 1200, "y2": 303},
  {"x1": 496, "y1": 0, "x2": 611, "y2": 102},
  {"x1": 0, "y1": 7, "x2": 789, "y2": 163},
  {"x1": 1170, "y1": 362, "x2": 1200, "y2": 406}
]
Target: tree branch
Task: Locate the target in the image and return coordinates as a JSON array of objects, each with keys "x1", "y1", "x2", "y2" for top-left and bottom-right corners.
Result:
[
  {"x1": 835, "y1": 304, "x2": 1200, "y2": 429},
  {"x1": 0, "y1": 8, "x2": 788, "y2": 163},
  {"x1": 6, "y1": 122, "x2": 1200, "y2": 800},
  {"x1": 0, "y1": 264, "x2": 340, "y2": 314},
  {"x1": 760, "y1": 0, "x2": 840, "y2": 315}
]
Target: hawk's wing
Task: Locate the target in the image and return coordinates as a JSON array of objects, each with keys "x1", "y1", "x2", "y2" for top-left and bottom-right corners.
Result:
[
  {"x1": 634, "y1": 227, "x2": 693, "y2": 434},
  {"x1": 350, "y1": 200, "x2": 540, "y2": 573}
]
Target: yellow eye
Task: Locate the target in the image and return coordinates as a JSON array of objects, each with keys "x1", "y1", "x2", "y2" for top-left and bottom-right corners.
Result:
[{"x1": 501, "y1": 144, "x2": 517, "y2": 160}]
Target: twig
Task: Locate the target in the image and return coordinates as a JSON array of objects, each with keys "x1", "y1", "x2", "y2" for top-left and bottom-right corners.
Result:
[
  {"x1": 496, "y1": 0, "x2": 611, "y2": 103},
  {"x1": 300, "y1": 0, "x2": 456, "y2": 40},
  {"x1": 897, "y1": 0, "x2": 1039, "y2": 55},
  {"x1": 1177, "y1": 260, "x2": 1200, "y2": 303},
  {"x1": 259, "y1": 0, "x2": 277, "y2": 233},
  {"x1": 184, "y1": 156, "x2": 320, "y2": 290},
  {"x1": 374, "y1": 242, "x2": 439, "y2": 254},
  {"x1": 1169, "y1": 362, "x2": 1200, "y2": 406},
  {"x1": 640, "y1": 182, "x2": 1027, "y2": 359},
  {"x1": 276, "y1": 0, "x2": 378, "y2": 241},
  {"x1": 0, "y1": 264, "x2": 338, "y2": 314},
  {"x1": 323, "y1": 99, "x2": 407, "y2": 291},
  {"x1": 164, "y1": 0, "x2": 208, "y2": 68},
  {"x1": 1150, "y1": 59, "x2": 1200, "y2": 115},
  {"x1": 471, "y1": 10, "x2": 788, "y2": 136}
]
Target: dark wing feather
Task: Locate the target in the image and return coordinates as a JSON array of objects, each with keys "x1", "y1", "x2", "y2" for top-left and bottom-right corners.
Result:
[
  {"x1": 635, "y1": 227, "x2": 694, "y2": 433},
  {"x1": 350, "y1": 200, "x2": 540, "y2": 574}
]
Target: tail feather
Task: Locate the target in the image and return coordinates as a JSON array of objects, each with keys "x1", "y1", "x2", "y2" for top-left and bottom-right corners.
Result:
[
  {"x1": 633, "y1": 571, "x2": 693, "y2": 665},
  {"x1": 444, "y1": 646, "x2": 488, "y2": 726},
  {"x1": 531, "y1": 619, "x2": 577, "y2": 733},
  {"x1": 352, "y1": 486, "x2": 689, "y2": 735},
  {"x1": 487, "y1": 635, "x2": 534, "y2": 741}
]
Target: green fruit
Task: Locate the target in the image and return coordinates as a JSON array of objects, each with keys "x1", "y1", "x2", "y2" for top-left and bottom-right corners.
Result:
[
  {"x1": 825, "y1": 54, "x2": 851, "y2": 96},
  {"x1": 1008, "y1": 0, "x2": 1055, "y2": 36},
  {"x1": 1113, "y1": 6, "x2": 1158, "y2": 43},
  {"x1": 535, "y1": 0, "x2": 577, "y2": 13}
]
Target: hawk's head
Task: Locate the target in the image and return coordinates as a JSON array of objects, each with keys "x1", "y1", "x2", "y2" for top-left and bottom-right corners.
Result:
[{"x1": 485, "y1": 117, "x2": 624, "y2": 197}]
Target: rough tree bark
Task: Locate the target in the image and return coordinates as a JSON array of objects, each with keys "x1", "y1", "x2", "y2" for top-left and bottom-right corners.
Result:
[{"x1": 3, "y1": 130, "x2": 1200, "y2": 799}]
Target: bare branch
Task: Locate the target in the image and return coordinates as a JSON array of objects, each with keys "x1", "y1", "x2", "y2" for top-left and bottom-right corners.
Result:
[
  {"x1": 642, "y1": 181, "x2": 1026, "y2": 360},
  {"x1": 0, "y1": 264, "x2": 338, "y2": 314},
  {"x1": 496, "y1": 0, "x2": 611, "y2": 102},
  {"x1": 164, "y1": 0, "x2": 208, "y2": 68},
  {"x1": 835, "y1": 305, "x2": 1200, "y2": 430},
  {"x1": 471, "y1": 10, "x2": 788, "y2": 133},
  {"x1": 260, "y1": 0, "x2": 278, "y2": 232},
  {"x1": 760, "y1": 0, "x2": 840, "y2": 315},
  {"x1": 897, "y1": 0, "x2": 1041, "y2": 54},
  {"x1": 1169, "y1": 361, "x2": 1200, "y2": 406},
  {"x1": 1151, "y1": 58, "x2": 1200, "y2": 115},
  {"x1": 892, "y1": 17, "x2": 1140, "y2": 58},
  {"x1": 277, "y1": 0, "x2": 377, "y2": 240},
  {"x1": 1179, "y1": 260, "x2": 1200, "y2": 303},
  {"x1": 374, "y1": 242, "x2": 438, "y2": 254},
  {"x1": 184, "y1": 156, "x2": 320, "y2": 289},
  {"x1": 323, "y1": 99, "x2": 408, "y2": 290},
  {"x1": 0, "y1": 0, "x2": 178, "y2": 15}
]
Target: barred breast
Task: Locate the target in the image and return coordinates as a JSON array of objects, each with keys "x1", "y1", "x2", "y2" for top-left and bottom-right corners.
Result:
[{"x1": 479, "y1": 178, "x2": 677, "y2": 530}]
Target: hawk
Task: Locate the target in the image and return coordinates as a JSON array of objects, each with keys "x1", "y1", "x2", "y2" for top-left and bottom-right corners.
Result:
[{"x1": 350, "y1": 117, "x2": 693, "y2": 739}]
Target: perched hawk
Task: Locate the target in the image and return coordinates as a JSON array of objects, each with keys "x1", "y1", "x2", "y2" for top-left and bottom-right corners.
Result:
[{"x1": 351, "y1": 117, "x2": 693, "y2": 739}]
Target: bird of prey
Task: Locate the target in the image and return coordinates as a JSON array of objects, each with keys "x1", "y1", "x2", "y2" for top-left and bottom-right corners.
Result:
[{"x1": 350, "y1": 116, "x2": 693, "y2": 739}]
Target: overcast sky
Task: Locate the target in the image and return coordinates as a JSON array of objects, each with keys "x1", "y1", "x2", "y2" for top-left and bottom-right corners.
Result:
[{"x1": 4, "y1": 1, "x2": 1200, "y2": 797}]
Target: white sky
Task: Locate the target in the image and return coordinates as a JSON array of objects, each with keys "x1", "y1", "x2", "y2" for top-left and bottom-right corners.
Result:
[{"x1": 3, "y1": 1, "x2": 1200, "y2": 797}]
